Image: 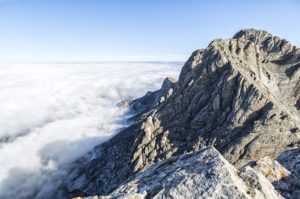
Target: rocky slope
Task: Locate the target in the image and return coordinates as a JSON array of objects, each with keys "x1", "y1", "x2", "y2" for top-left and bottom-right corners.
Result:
[
  {"x1": 101, "y1": 147, "x2": 282, "y2": 199},
  {"x1": 64, "y1": 29, "x2": 300, "y2": 198}
]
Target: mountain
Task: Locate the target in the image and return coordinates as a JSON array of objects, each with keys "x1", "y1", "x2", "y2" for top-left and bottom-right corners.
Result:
[{"x1": 63, "y1": 29, "x2": 300, "y2": 198}]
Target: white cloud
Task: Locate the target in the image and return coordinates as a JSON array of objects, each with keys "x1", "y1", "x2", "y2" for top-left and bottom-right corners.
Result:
[{"x1": 0, "y1": 62, "x2": 181, "y2": 198}]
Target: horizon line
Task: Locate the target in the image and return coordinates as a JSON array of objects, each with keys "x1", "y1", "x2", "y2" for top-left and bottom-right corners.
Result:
[{"x1": 0, "y1": 60, "x2": 185, "y2": 64}]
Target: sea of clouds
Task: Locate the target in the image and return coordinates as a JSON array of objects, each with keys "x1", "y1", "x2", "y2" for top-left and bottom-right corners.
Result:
[{"x1": 0, "y1": 62, "x2": 182, "y2": 198}]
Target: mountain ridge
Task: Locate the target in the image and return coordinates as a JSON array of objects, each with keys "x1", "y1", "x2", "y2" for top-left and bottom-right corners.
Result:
[{"x1": 63, "y1": 29, "x2": 300, "y2": 198}]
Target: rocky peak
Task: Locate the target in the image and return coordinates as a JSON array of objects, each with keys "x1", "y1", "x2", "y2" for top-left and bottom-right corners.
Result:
[
  {"x1": 161, "y1": 77, "x2": 177, "y2": 89},
  {"x1": 63, "y1": 29, "x2": 300, "y2": 198},
  {"x1": 233, "y1": 28, "x2": 273, "y2": 40},
  {"x1": 178, "y1": 49, "x2": 204, "y2": 82}
]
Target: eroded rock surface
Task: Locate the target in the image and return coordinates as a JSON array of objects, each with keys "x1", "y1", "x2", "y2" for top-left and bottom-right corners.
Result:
[
  {"x1": 276, "y1": 148, "x2": 300, "y2": 198},
  {"x1": 64, "y1": 29, "x2": 300, "y2": 197},
  {"x1": 87, "y1": 147, "x2": 283, "y2": 199}
]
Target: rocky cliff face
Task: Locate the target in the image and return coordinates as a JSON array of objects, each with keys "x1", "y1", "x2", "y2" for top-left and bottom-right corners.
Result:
[{"x1": 64, "y1": 29, "x2": 300, "y2": 198}]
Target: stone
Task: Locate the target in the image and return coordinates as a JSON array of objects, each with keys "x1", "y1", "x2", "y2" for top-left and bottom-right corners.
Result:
[
  {"x1": 62, "y1": 29, "x2": 300, "y2": 198},
  {"x1": 87, "y1": 147, "x2": 282, "y2": 199},
  {"x1": 253, "y1": 156, "x2": 290, "y2": 182},
  {"x1": 212, "y1": 94, "x2": 221, "y2": 111},
  {"x1": 276, "y1": 148, "x2": 300, "y2": 198}
]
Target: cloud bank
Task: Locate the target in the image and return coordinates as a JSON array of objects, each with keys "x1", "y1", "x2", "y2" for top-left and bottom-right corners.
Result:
[{"x1": 0, "y1": 62, "x2": 181, "y2": 198}]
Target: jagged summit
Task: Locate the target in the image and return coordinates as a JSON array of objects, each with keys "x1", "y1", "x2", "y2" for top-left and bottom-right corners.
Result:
[
  {"x1": 234, "y1": 28, "x2": 299, "y2": 57},
  {"x1": 233, "y1": 28, "x2": 273, "y2": 39},
  {"x1": 62, "y1": 29, "x2": 300, "y2": 198}
]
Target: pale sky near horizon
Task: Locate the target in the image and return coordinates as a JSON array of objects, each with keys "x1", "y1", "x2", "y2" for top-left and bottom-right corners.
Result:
[{"x1": 0, "y1": 0, "x2": 299, "y2": 62}]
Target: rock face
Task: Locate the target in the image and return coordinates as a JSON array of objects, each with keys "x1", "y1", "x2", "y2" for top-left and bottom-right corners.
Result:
[
  {"x1": 276, "y1": 149, "x2": 300, "y2": 198},
  {"x1": 100, "y1": 147, "x2": 282, "y2": 199},
  {"x1": 64, "y1": 29, "x2": 300, "y2": 197},
  {"x1": 252, "y1": 156, "x2": 290, "y2": 183}
]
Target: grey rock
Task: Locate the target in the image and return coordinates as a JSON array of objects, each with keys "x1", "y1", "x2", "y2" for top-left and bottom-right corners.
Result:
[
  {"x1": 93, "y1": 147, "x2": 283, "y2": 199},
  {"x1": 252, "y1": 156, "x2": 290, "y2": 183},
  {"x1": 276, "y1": 148, "x2": 300, "y2": 198},
  {"x1": 212, "y1": 94, "x2": 221, "y2": 111},
  {"x1": 64, "y1": 29, "x2": 300, "y2": 197},
  {"x1": 128, "y1": 77, "x2": 177, "y2": 121},
  {"x1": 240, "y1": 153, "x2": 300, "y2": 198},
  {"x1": 277, "y1": 148, "x2": 300, "y2": 182}
]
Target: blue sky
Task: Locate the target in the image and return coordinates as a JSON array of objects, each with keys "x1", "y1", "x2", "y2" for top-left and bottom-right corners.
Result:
[{"x1": 0, "y1": 0, "x2": 299, "y2": 62}]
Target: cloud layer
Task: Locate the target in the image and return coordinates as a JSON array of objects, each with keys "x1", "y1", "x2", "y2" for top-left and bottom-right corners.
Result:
[{"x1": 0, "y1": 62, "x2": 181, "y2": 198}]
